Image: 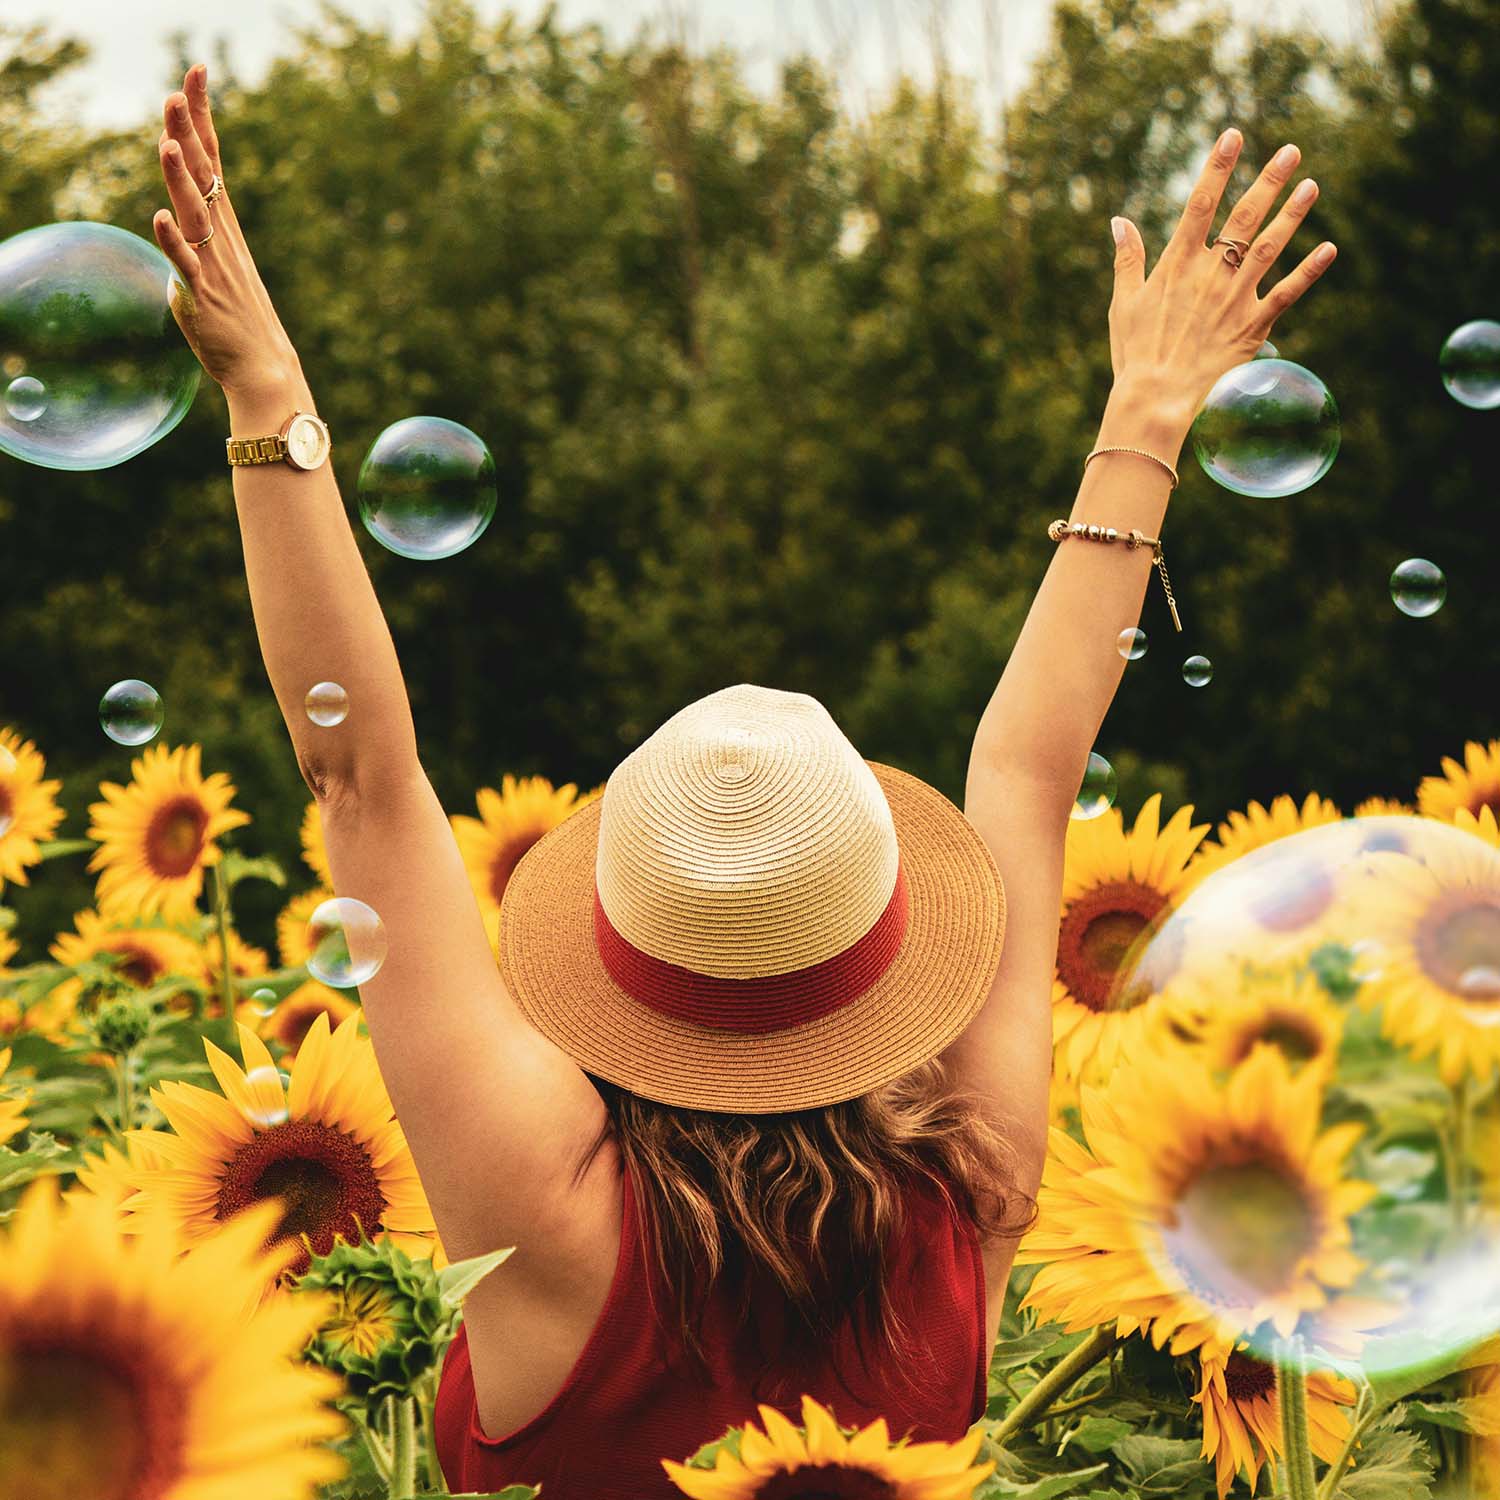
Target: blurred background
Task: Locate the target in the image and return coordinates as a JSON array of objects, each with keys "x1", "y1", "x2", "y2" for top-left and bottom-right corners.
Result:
[{"x1": 0, "y1": 0, "x2": 1495, "y2": 952}]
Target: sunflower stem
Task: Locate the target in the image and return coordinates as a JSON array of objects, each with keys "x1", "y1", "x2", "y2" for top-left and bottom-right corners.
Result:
[
  {"x1": 1452, "y1": 1075, "x2": 1472, "y2": 1236},
  {"x1": 389, "y1": 1394, "x2": 418, "y2": 1498},
  {"x1": 115, "y1": 1050, "x2": 134, "y2": 1133},
  {"x1": 994, "y1": 1326, "x2": 1118, "y2": 1443},
  {"x1": 1314, "y1": 1379, "x2": 1379, "y2": 1500},
  {"x1": 357, "y1": 1405, "x2": 393, "y2": 1484},
  {"x1": 210, "y1": 863, "x2": 237, "y2": 1050},
  {"x1": 1276, "y1": 1339, "x2": 1317, "y2": 1500},
  {"x1": 417, "y1": 1370, "x2": 440, "y2": 1491}
]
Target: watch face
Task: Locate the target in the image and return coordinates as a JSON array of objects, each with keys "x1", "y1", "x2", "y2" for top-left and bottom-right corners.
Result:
[{"x1": 286, "y1": 414, "x2": 330, "y2": 470}]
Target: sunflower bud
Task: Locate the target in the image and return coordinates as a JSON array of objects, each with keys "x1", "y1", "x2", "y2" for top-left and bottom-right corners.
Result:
[{"x1": 93, "y1": 996, "x2": 152, "y2": 1055}]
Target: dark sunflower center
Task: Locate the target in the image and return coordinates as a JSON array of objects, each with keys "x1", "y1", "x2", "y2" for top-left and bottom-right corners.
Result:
[
  {"x1": 488, "y1": 829, "x2": 544, "y2": 906},
  {"x1": 1228, "y1": 1010, "x2": 1325, "y2": 1066},
  {"x1": 0, "y1": 782, "x2": 13, "y2": 834},
  {"x1": 1057, "y1": 881, "x2": 1171, "y2": 1013},
  {"x1": 1224, "y1": 1351, "x2": 1277, "y2": 1402},
  {"x1": 108, "y1": 941, "x2": 162, "y2": 989},
  {"x1": 216, "y1": 1120, "x2": 387, "y2": 1276},
  {"x1": 144, "y1": 797, "x2": 209, "y2": 879},
  {"x1": 1467, "y1": 787, "x2": 1500, "y2": 821},
  {"x1": 753, "y1": 1465, "x2": 899, "y2": 1500},
  {"x1": 1247, "y1": 857, "x2": 1335, "y2": 933},
  {"x1": 275, "y1": 1001, "x2": 331, "y2": 1051},
  {"x1": 1160, "y1": 1158, "x2": 1318, "y2": 1310},
  {"x1": 0, "y1": 1330, "x2": 181, "y2": 1499},
  {"x1": 1416, "y1": 895, "x2": 1500, "y2": 1001}
]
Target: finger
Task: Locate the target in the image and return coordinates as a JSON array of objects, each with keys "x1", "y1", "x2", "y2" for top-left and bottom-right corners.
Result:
[
  {"x1": 1168, "y1": 127, "x2": 1243, "y2": 254},
  {"x1": 1242, "y1": 177, "x2": 1319, "y2": 286},
  {"x1": 184, "y1": 64, "x2": 224, "y2": 177},
  {"x1": 1215, "y1": 142, "x2": 1303, "y2": 258},
  {"x1": 164, "y1": 90, "x2": 217, "y2": 198},
  {"x1": 152, "y1": 207, "x2": 202, "y2": 288},
  {"x1": 159, "y1": 139, "x2": 213, "y2": 247},
  {"x1": 1258, "y1": 241, "x2": 1337, "y2": 329},
  {"x1": 1110, "y1": 215, "x2": 1146, "y2": 296}
]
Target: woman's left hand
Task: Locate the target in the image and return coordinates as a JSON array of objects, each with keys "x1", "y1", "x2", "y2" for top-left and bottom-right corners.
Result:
[{"x1": 152, "y1": 64, "x2": 304, "y2": 398}]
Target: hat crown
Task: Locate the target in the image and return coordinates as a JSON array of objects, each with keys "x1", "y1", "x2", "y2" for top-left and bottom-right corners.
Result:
[{"x1": 596, "y1": 684, "x2": 900, "y2": 978}]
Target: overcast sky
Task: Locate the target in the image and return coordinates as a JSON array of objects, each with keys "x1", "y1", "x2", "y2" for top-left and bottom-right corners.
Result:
[{"x1": 13, "y1": 0, "x2": 1374, "y2": 135}]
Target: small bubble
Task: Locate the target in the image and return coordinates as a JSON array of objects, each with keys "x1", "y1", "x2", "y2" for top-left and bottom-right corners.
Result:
[
  {"x1": 243, "y1": 1064, "x2": 290, "y2": 1127},
  {"x1": 1117, "y1": 626, "x2": 1148, "y2": 660},
  {"x1": 1254, "y1": 339, "x2": 1279, "y2": 360},
  {"x1": 249, "y1": 986, "x2": 278, "y2": 1016},
  {"x1": 1390, "y1": 558, "x2": 1446, "y2": 618},
  {"x1": 1182, "y1": 654, "x2": 1214, "y2": 687},
  {"x1": 1071, "y1": 752, "x2": 1117, "y2": 820},
  {"x1": 99, "y1": 679, "x2": 163, "y2": 745},
  {"x1": 1440, "y1": 320, "x2": 1500, "y2": 410},
  {"x1": 305, "y1": 681, "x2": 349, "y2": 727},
  {"x1": 306, "y1": 897, "x2": 388, "y2": 988},
  {"x1": 4, "y1": 375, "x2": 46, "y2": 421}
]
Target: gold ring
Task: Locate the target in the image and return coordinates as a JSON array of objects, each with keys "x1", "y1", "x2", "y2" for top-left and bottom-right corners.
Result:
[
  {"x1": 1214, "y1": 235, "x2": 1250, "y2": 269},
  {"x1": 188, "y1": 221, "x2": 215, "y2": 249},
  {"x1": 203, "y1": 173, "x2": 225, "y2": 209}
]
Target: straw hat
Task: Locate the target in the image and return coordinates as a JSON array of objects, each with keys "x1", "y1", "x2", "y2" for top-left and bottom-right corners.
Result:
[{"x1": 498, "y1": 683, "x2": 1006, "y2": 1112}]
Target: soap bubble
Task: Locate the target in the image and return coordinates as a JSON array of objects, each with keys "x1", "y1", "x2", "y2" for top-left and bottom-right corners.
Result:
[
  {"x1": 1439, "y1": 319, "x2": 1500, "y2": 410},
  {"x1": 99, "y1": 679, "x2": 163, "y2": 746},
  {"x1": 1072, "y1": 752, "x2": 1117, "y2": 821},
  {"x1": 4, "y1": 375, "x2": 45, "y2": 421},
  {"x1": 1105, "y1": 816, "x2": 1500, "y2": 1386},
  {"x1": 0, "y1": 222, "x2": 200, "y2": 470},
  {"x1": 1191, "y1": 358, "x2": 1340, "y2": 498},
  {"x1": 248, "y1": 986, "x2": 278, "y2": 1016},
  {"x1": 357, "y1": 416, "x2": 497, "y2": 560},
  {"x1": 243, "y1": 1065, "x2": 290, "y2": 1128},
  {"x1": 306, "y1": 897, "x2": 388, "y2": 988},
  {"x1": 1116, "y1": 626, "x2": 1148, "y2": 660},
  {"x1": 1389, "y1": 558, "x2": 1446, "y2": 618},
  {"x1": 1182, "y1": 654, "x2": 1213, "y2": 687},
  {"x1": 305, "y1": 681, "x2": 349, "y2": 727},
  {"x1": 1254, "y1": 339, "x2": 1279, "y2": 360}
]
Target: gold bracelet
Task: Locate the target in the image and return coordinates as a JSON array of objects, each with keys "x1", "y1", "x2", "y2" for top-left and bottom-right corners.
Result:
[
  {"x1": 1046, "y1": 518, "x2": 1183, "y2": 632},
  {"x1": 1083, "y1": 444, "x2": 1179, "y2": 490}
]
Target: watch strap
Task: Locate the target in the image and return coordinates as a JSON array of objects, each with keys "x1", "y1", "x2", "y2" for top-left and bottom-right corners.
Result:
[{"x1": 226, "y1": 433, "x2": 290, "y2": 466}]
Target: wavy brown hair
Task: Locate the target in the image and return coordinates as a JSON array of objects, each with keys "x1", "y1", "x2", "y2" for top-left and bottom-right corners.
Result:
[{"x1": 569, "y1": 1055, "x2": 1036, "y2": 1410}]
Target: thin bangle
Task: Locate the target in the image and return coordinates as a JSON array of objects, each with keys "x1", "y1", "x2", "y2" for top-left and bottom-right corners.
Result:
[{"x1": 1083, "y1": 444, "x2": 1179, "y2": 491}]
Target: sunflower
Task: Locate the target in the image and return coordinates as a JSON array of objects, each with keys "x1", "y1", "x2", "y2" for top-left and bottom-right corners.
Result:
[
  {"x1": 1196, "y1": 1344, "x2": 1353, "y2": 1497},
  {"x1": 254, "y1": 981, "x2": 360, "y2": 1062},
  {"x1": 1350, "y1": 822, "x2": 1500, "y2": 1084},
  {"x1": 0, "y1": 728, "x2": 65, "y2": 894},
  {"x1": 87, "y1": 742, "x2": 252, "y2": 922},
  {"x1": 661, "y1": 1393, "x2": 994, "y2": 1500},
  {"x1": 0, "y1": 1048, "x2": 29, "y2": 1146},
  {"x1": 0, "y1": 1176, "x2": 346, "y2": 1500},
  {"x1": 122, "y1": 1012, "x2": 434, "y2": 1278},
  {"x1": 300, "y1": 799, "x2": 331, "y2": 886},
  {"x1": 202, "y1": 925, "x2": 270, "y2": 985},
  {"x1": 1418, "y1": 738, "x2": 1500, "y2": 824},
  {"x1": 38, "y1": 909, "x2": 207, "y2": 1039},
  {"x1": 1016, "y1": 1044, "x2": 1375, "y2": 1358},
  {"x1": 451, "y1": 774, "x2": 604, "y2": 953},
  {"x1": 1161, "y1": 965, "x2": 1345, "y2": 1080},
  {"x1": 1052, "y1": 794, "x2": 1210, "y2": 1079},
  {"x1": 1355, "y1": 797, "x2": 1413, "y2": 820},
  {"x1": 278, "y1": 886, "x2": 333, "y2": 968},
  {"x1": 0, "y1": 926, "x2": 16, "y2": 972}
]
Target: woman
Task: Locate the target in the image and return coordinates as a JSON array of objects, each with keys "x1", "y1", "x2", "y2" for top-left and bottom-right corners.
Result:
[{"x1": 150, "y1": 64, "x2": 1334, "y2": 1498}]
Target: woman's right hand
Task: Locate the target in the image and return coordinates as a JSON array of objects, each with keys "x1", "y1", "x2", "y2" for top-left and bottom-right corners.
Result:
[
  {"x1": 151, "y1": 64, "x2": 305, "y2": 399},
  {"x1": 1105, "y1": 128, "x2": 1337, "y2": 437}
]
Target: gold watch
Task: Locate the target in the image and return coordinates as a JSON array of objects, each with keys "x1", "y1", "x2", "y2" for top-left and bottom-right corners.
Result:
[{"x1": 225, "y1": 410, "x2": 332, "y2": 471}]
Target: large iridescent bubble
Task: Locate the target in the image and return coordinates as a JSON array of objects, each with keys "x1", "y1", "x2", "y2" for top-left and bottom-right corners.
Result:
[
  {"x1": 0, "y1": 222, "x2": 200, "y2": 470},
  {"x1": 1191, "y1": 358, "x2": 1339, "y2": 498},
  {"x1": 1101, "y1": 815, "x2": 1500, "y2": 1387},
  {"x1": 357, "y1": 416, "x2": 497, "y2": 560}
]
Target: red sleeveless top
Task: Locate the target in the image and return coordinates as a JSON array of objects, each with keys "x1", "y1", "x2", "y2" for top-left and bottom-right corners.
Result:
[{"x1": 434, "y1": 1159, "x2": 988, "y2": 1499}]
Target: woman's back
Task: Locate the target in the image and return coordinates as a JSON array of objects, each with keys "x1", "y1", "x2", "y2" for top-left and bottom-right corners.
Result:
[{"x1": 434, "y1": 1153, "x2": 988, "y2": 1499}]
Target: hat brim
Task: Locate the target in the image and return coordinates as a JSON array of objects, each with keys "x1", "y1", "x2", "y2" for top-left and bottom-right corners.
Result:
[{"x1": 497, "y1": 761, "x2": 1006, "y2": 1112}]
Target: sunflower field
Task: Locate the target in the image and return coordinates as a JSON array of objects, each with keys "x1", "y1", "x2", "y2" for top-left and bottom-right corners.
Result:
[{"x1": 2, "y1": 721, "x2": 1498, "y2": 1500}]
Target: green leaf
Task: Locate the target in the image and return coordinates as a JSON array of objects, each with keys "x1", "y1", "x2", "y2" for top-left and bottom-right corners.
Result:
[
  {"x1": 990, "y1": 1324, "x2": 1080, "y2": 1372},
  {"x1": 436, "y1": 1244, "x2": 517, "y2": 1306},
  {"x1": 1329, "y1": 1409, "x2": 1434, "y2": 1500},
  {"x1": 1063, "y1": 1416, "x2": 1134, "y2": 1454},
  {"x1": 426, "y1": 1489, "x2": 542, "y2": 1499},
  {"x1": 975, "y1": 1465, "x2": 1108, "y2": 1499},
  {"x1": 683, "y1": 1426, "x2": 743, "y2": 1470},
  {"x1": 1405, "y1": 1396, "x2": 1500, "y2": 1436},
  {"x1": 1108, "y1": 1434, "x2": 1213, "y2": 1496},
  {"x1": 35, "y1": 838, "x2": 97, "y2": 859},
  {"x1": 0, "y1": 1131, "x2": 73, "y2": 1193},
  {"x1": 217, "y1": 849, "x2": 287, "y2": 891}
]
